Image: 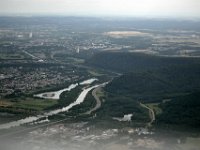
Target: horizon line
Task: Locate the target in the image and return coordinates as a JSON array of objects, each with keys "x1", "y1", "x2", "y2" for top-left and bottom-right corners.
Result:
[{"x1": 0, "y1": 13, "x2": 200, "y2": 21}]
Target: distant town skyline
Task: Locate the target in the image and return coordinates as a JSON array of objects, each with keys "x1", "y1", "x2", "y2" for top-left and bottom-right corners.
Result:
[{"x1": 0, "y1": 0, "x2": 200, "y2": 18}]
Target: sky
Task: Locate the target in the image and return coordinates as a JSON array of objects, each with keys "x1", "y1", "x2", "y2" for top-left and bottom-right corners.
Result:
[{"x1": 0, "y1": 0, "x2": 200, "y2": 18}]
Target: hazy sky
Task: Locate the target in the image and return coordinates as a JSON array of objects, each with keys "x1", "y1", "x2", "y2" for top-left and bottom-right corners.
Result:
[{"x1": 0, "y1": 0, "x2": 200, "y2": 18}]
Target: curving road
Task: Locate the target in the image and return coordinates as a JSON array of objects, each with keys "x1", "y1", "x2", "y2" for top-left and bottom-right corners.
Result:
[
  {"x1": 83, "y1": 85, "x2": 105, "y2": 115},
  {"x1": 140, "y1": 102, "x2": 155, "y2": 127}
]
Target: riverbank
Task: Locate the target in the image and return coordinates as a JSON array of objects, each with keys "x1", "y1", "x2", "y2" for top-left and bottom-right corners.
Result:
[{"x1": 0, "y1": 81, "x2": 105, "y2": 130}]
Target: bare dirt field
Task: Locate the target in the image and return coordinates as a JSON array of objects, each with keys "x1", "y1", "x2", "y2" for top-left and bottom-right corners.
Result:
[{"x1": 104, "y1": 31, "x2": 150, "y2": 38}]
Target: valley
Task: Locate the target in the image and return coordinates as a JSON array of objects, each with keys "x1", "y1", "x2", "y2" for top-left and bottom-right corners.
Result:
[{"x1": 0, "y1": 17, "x2": 200, "y2": 150}]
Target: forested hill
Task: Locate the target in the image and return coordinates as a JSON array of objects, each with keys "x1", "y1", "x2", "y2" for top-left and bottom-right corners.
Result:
[
  {"x1": 88, "y1": 51, "x2": 200, "y2": 128},
  {"x1": 86, "y1": 51, "x2": 200, "y2": 73},
  {"x1": 157, "y1": 92, "x2": 200, "y2": 128},
  {"x1": 105, "y1": 65, "x2": 200, "y2": 102}
]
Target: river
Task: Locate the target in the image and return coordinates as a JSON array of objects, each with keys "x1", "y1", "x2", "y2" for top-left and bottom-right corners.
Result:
[
  {"x1": 34, "y1": 78, "x2": 98, "y2": 99},
  {"x1": 0, "y1": 78, "x2": 102, "y2": 130}
]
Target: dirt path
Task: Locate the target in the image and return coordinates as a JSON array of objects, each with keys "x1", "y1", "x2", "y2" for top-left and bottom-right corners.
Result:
[{"x1": 140, "y1": 102, "x2": 155, "y2": 127}]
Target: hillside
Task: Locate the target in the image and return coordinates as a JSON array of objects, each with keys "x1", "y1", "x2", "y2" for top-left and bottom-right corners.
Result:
[
  {"x1": 88, "y1": 51, "x2": 200, "y2": 128},
  {"x1": 157, "y1": 92, "x2": 200, "y2": 128},
  {"x1": 86, "y1": 51, "x2": 200, "y2": 73},
  {"x1": 105, "y1": 64, "x2": 200, "y2": 102},
  {"x1": 96, "y1": 95, "x2": 150, "y2": 124}
]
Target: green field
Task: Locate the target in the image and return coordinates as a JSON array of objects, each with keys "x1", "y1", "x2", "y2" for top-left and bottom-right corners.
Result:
[
  {"x1": 88, "y1": 70, "x2": 105, "y2": 76},
  {"x1": 96, "y1": 88, "x2": 105, "y2": 98},
  {"x1": 14, "y1": 98, "x2": 58, "y2": 111},
  {"x1": 146, "y1": 103, "x2": 162, "y2": 115},
  {"x1": 0, "y1": 98, "x2": 58, "y2": 112},
  {"x1": 0, "y1": 53, "x2": 25, "y2": 59}
]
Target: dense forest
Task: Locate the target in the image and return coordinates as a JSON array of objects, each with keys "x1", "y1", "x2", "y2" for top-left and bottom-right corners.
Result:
[
  {"x1": 87, "y1": 51, "x2": 200, "y2": 73},
  {"x1": 96, "y1": 93, "x2": 150, "y2": 124},
  {"x1": 157, "y1": 92, "x2": 200, "y2": 128},
  {"x1": 87, "y1": 51, "x2": 200, "y2": 128},
  {"x1": 105, "y1": 64, "x2": 200, "y2": 102}
]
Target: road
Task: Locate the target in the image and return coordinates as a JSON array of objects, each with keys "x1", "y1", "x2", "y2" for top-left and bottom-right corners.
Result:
[
  {"x1": 0, "y1": 84, "x2": 102, "y2": 138},
  {"x1": 83, "y1": 85, "x2": 105, "y2": 115},
  {"x1": 140, "y1": 102, "x2": 155, "y2": 127},
  {"x1": 23, "y1": 50, "x2": 42, "y2": 60}
]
